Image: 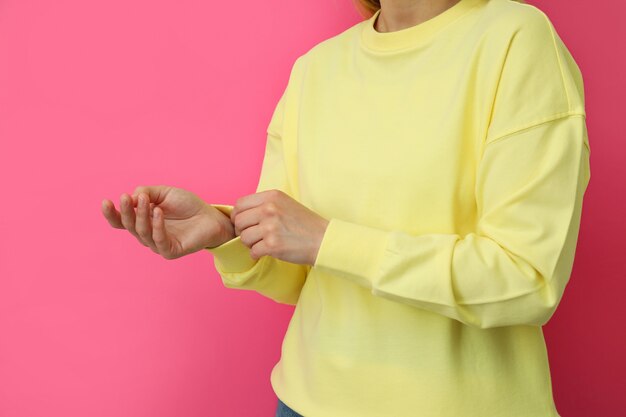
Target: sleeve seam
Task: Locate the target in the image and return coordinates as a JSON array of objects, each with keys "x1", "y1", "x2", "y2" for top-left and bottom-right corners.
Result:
[{"x1": 485, "y1": 112, "x2": 585, "y2": 147}]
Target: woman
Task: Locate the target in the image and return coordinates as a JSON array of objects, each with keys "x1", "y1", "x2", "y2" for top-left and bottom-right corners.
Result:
[{"x1": 102, "y1": 0, "x2": 591, "y2": 416}]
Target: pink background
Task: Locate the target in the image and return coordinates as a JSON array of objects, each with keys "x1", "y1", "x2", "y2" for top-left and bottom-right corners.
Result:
[{"x1": 0, "y1": 0, "x2": 623, "y2": 416}]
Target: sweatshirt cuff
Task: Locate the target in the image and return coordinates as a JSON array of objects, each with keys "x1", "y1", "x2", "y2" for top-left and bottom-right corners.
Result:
[
  {"x1": 204, "y1": 204, "x2": 258, "y2": 273},
  {"x1": 312, "y1": 217, "x2": 390, "y2": 288}
]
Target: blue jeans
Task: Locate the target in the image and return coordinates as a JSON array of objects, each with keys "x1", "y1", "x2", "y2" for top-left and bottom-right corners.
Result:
[{"x1": 275, "y1": 397, "x2": 304, "y2": 417}]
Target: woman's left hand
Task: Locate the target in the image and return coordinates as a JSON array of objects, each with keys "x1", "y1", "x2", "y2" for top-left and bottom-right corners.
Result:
[{"x1": 230, "y1": 189, "x2": 329, "y2": 266}]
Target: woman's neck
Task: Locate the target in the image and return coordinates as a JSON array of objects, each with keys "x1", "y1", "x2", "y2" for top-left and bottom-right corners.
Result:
[{"x1": 375, "y1": 0, "x2": 462, "y2": 32}]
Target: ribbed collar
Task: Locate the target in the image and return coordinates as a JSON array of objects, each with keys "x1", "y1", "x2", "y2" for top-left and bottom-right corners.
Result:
[{"x1": 360, "y1": 0, "x2": 485, "y2": 53}]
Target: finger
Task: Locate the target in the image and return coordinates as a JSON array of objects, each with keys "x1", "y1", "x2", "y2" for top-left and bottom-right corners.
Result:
[
  {"x1": 239, "y1": 223, "x2": 264, "y2": 249},
  {"x1": 152, "y1": 206, "x2": 174, "y2": 257},
  {"x1": 119, "y1": 193, "x2": 144, "y2": 244},
  {"x1": 132, "y1": 185, "x2": 168, "y2": 206},
  {"x1": 249, "y1": 239, "x2": 268, "y2": 261},
  {"x1": 135, "y1": 192, "x2": 158, "y2": 251},
  {"x1": 231, "y1": 189, "x2": 278, "y2": 223},
  {"x1": 232, "y1": 205, "x2": 262, "y2": 236},
  {"x1": 101, "y1": 199, "x2": 124, "y2": 229}
]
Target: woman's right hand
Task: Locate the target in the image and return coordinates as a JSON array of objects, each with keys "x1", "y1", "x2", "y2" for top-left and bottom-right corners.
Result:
[{"x1": 101, "y1": 185, "x2": 236, "y2": 259}]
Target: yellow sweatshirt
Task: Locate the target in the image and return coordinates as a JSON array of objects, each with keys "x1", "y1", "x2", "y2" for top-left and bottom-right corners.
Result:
[{"x1": 206, "y1": 0, "x2": 591, "y2": 415}]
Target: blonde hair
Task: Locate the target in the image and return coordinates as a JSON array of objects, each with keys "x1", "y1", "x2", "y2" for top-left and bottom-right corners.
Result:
[{"x1": 353, "y1": 0, "x2": 526, "y2": 18}]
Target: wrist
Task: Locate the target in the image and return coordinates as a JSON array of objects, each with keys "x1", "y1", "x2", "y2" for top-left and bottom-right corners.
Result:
[
  {"x1": 310, "y1": 218, "x2": 330, "y2": 266},
  {"x1": 206, "y1": 209, "x2": 236, "y2": 249}
]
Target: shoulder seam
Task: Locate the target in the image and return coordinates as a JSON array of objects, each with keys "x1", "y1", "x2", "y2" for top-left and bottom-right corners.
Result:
[{"x1": 485, "y1": 112, "x2": 585, "y2": 147}]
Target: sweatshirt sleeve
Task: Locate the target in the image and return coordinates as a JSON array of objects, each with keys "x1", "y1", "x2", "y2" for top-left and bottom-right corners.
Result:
[
  {"x1": 204, "y1": 56, "x2": 309, "y2": 306},
  {"x1": 312, "y1": 12, "x2": 592, "y2": 328},
  {"x1": 312, "y1": 114, "x2": 591, "y2": 328}
]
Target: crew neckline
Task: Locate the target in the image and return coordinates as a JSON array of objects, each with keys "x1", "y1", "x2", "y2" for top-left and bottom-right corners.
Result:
[{"x1": 360, "y1": 0, "x2": 485, "y2": 52}]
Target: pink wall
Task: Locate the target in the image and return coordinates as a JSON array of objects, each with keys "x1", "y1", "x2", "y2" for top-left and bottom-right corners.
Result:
[{"x1": 0, "y1": 0, "x2": 623, "y2": 415}]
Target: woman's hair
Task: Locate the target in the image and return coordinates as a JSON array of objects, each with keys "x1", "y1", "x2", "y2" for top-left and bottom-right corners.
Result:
[{"x1": 353, "y1": 0, "x2": 526, "y2": 19}]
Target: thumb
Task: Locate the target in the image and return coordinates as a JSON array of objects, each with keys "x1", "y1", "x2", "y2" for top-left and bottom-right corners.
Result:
[{"x1": 132, "y1": 185, "x2": 169, "y2": 206}]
